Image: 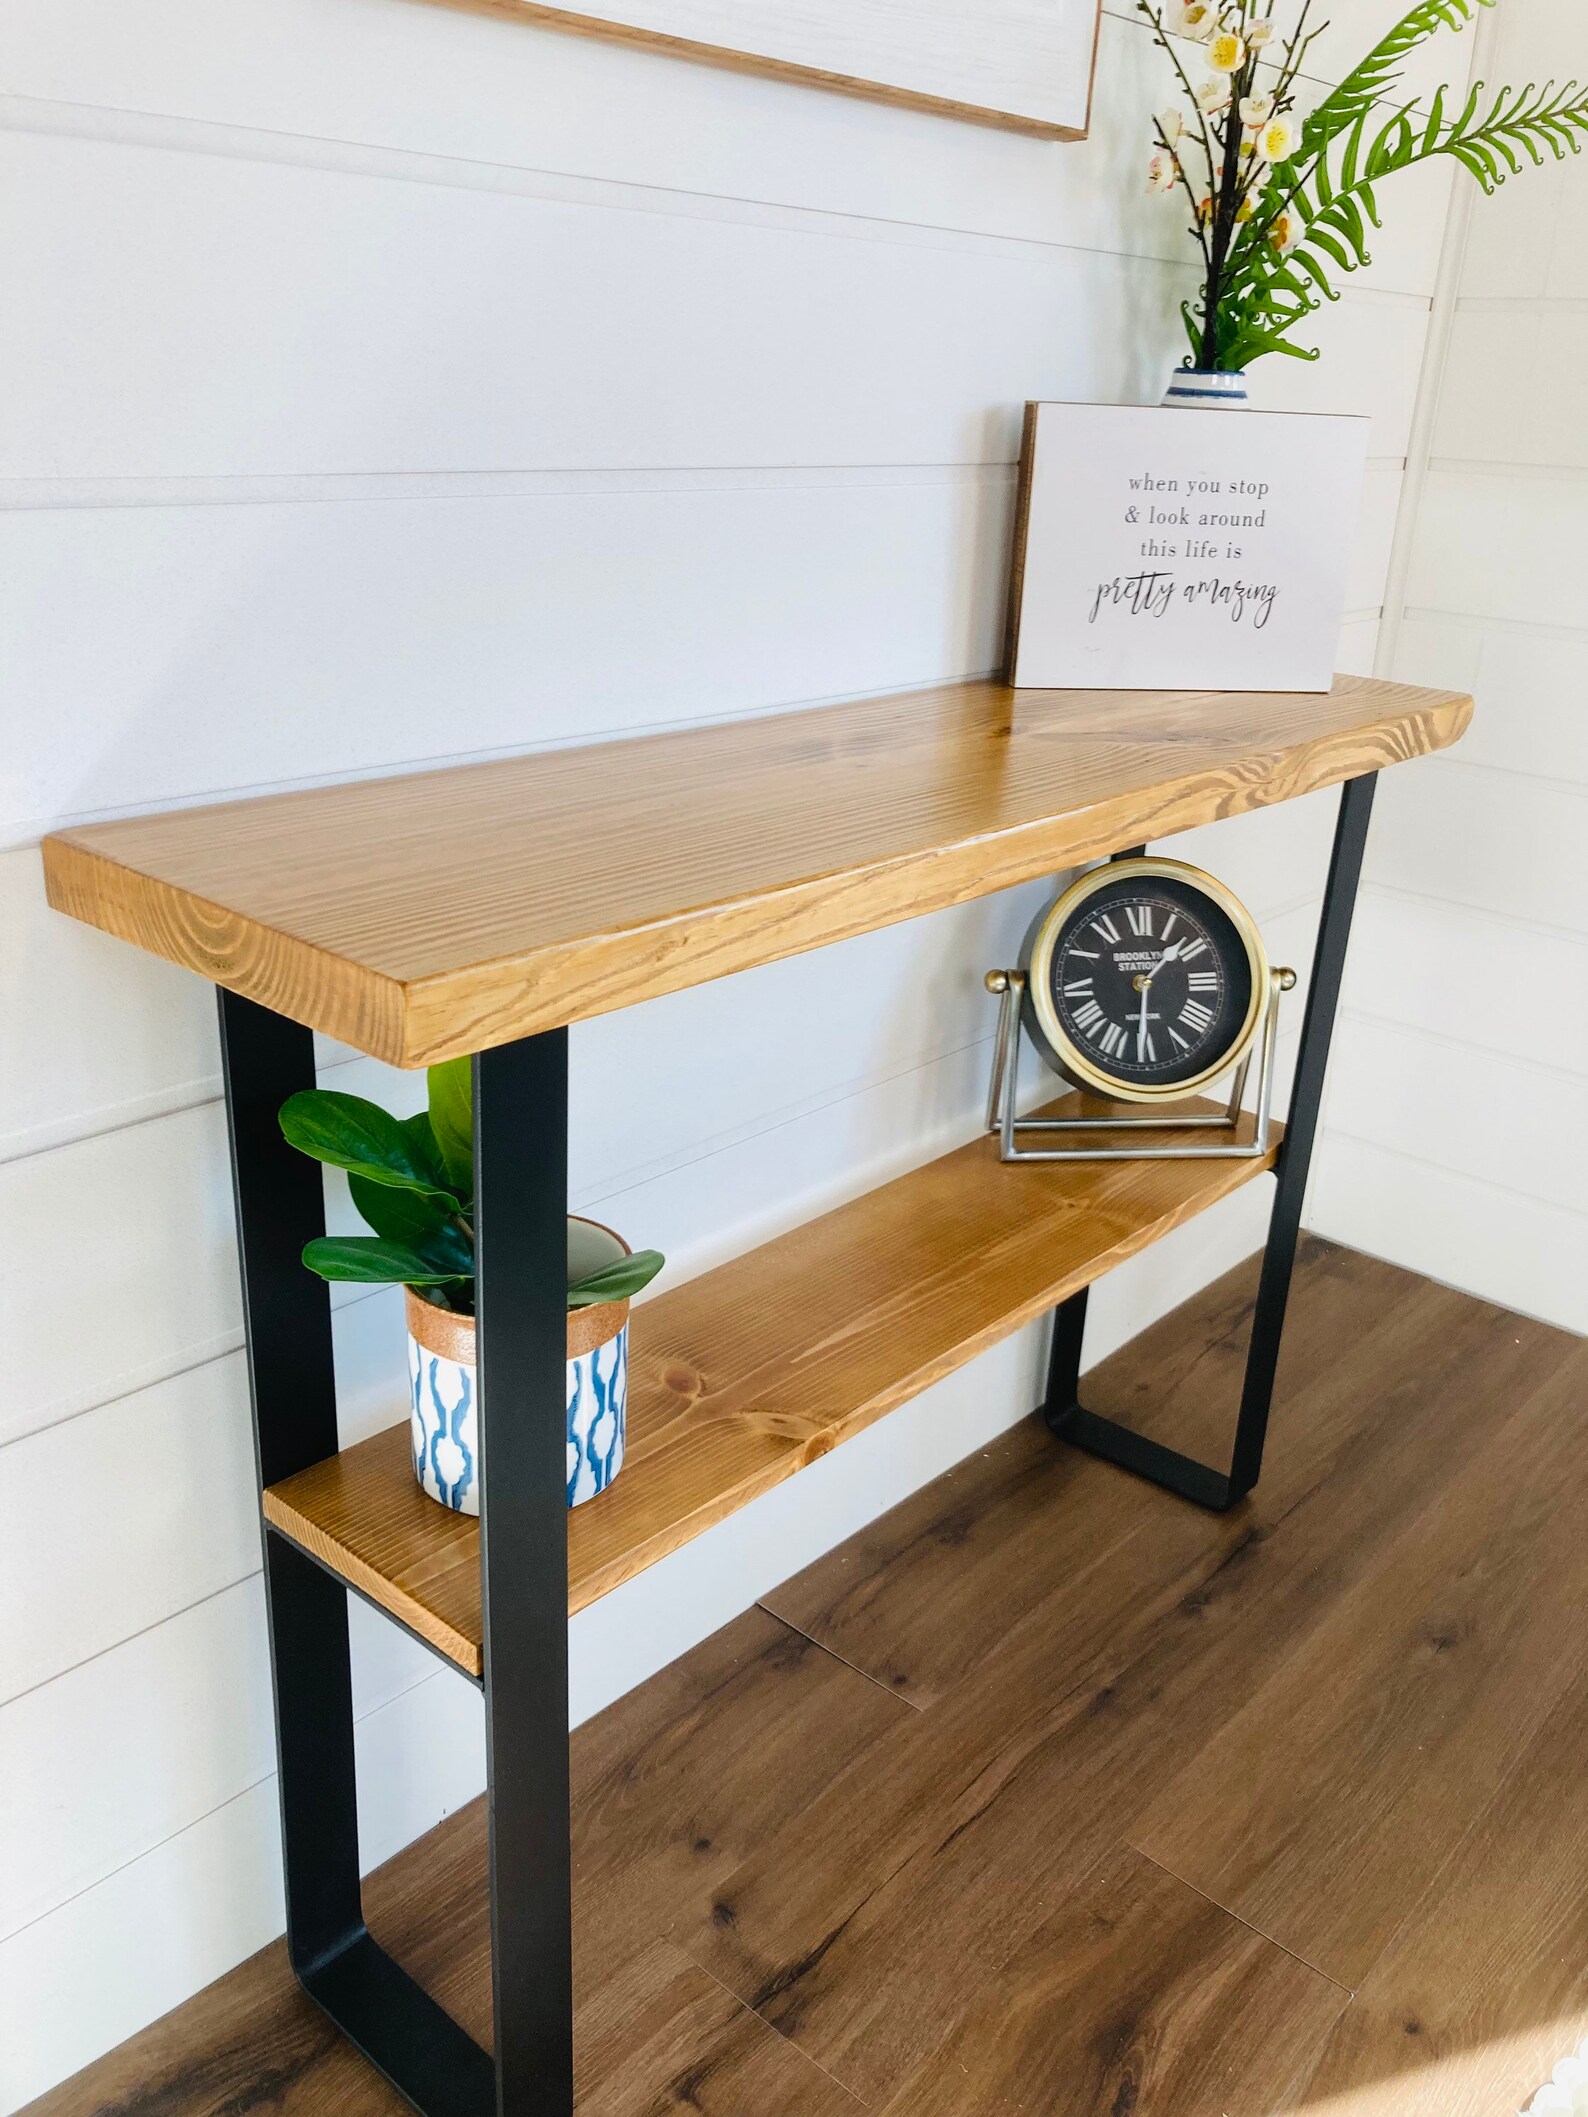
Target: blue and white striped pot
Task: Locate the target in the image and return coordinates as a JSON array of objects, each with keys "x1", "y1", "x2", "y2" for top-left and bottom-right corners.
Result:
[
  {"x1": 404, "y1": 1218, "x2": 630, "y2": 1517},
  {"x1": 1162, "y1": 366, "x2": 1250, "y2": 409}
]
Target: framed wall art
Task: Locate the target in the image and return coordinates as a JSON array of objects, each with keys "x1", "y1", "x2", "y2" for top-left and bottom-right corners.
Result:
[
  {"x1": 424, "y1": 0, "x2": 1105, "y2": 137},
  {"x1": 1006, "y1": 400, "x2": 1370, "y2": 694}
]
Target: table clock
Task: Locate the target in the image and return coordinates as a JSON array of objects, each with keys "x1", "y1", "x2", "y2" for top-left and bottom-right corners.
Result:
[{"x1": 985, "y1": 856, "x2": 1296, "y2": 1162}]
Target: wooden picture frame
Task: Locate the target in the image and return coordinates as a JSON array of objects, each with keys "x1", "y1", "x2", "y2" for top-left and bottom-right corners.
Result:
[{"x1": 419, "y1": 0, "x2": 1105, "y2": 139}]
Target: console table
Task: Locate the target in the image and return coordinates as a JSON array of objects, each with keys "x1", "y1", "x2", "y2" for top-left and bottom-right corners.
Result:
[{"x1": 42, "y1": 672, "x2": 1470, "y2": 2117}]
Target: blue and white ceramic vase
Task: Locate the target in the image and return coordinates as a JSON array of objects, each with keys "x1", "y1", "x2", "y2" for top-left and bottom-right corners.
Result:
[
  {"x1": 405, "y1": 1215, "x2": 631, "y2": 1517},
  {"x1": 1162, "y1": 366, "x2": 1249, "y2": 409}
]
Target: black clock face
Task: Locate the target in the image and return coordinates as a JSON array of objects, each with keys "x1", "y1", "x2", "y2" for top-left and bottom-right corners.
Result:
[{"x1": 1044, "y1": 873, "x2": 1256, "y2": 1090}]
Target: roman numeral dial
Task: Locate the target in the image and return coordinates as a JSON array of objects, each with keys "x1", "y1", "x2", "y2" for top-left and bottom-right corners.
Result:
[{"x1": 1026, "y1": 861, "x2": 1266, "y2": 1102}]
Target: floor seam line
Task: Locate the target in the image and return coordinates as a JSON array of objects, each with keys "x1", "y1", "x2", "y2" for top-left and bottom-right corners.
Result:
[
  {"x1": 672, "y1": 1938, "x2": 873, "y2": 2108},
  {"x1": 754, "y1": 1602, "x2": 928, "y2": 1714},
  {"x1": 1121, "y1": 1841, "x2": 1357, "y2": 1997}
]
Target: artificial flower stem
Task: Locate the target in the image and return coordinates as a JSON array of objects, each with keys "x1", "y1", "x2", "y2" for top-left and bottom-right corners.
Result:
[
  {"x1": 1140, "y1": 3, "x2": 1224, "y2": 223},
  {"x1": 1154, "y1": 118, "x2": 1215, "y2": 267}
]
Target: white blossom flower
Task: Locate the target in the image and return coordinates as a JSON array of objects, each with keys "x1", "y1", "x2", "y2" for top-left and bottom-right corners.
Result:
[
  {"x1": 1167, "y1": 0, "x2": 1219, "y2": 41},
  {"x1": 1246, "y1": 16, "x2": 1276, "y2": 47},
  {"x1": 1240, "y1": 91, "x2": 1276, "y2": 129},
  {"x1": 1196, "y1": 76, "x2": 1232, "y2": 112},
  {"x1": 1268, "y1": 207, "x2": 1300, "y2": 250},
  {"x1": 1148, "y1": 147, "x2": 1180, "y2": 192},
  {"x1": 1158, "y1": 107, "x2": 1186, "y2": 144},
  {"x1": 1207, "y1": 30, "x2": 1246, "y2": 72},
  {"x1": 1261, "y1": 115, "x2": 1296, "y2": 160}
]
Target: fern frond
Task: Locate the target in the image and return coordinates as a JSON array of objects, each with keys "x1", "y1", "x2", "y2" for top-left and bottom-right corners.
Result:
[{"x1": 1301, "y1": 0, "x2": 1493, "y2": 158}]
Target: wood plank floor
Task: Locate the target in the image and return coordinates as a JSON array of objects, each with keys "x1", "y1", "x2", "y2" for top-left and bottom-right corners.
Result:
[{"x1": 25, "y1": 1238, "x2": 1588, "y2": 2117}]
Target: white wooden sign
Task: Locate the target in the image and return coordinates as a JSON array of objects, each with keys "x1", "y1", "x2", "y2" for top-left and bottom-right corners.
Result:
[
  {"x1": 429, "y1": 0, "x2": 1103, "y2": 136},
  {"x1": 1008, "y1": 400, "x2": 1370, "y2": 693}
]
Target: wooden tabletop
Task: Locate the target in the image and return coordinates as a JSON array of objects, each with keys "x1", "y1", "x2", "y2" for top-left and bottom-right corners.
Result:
[{"x1": 42, "y1": 675, "x2": 1470, "y2": 1066}]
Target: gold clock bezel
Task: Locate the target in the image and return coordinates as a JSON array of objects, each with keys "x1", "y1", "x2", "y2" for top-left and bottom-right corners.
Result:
[{"x1": 1025, "y1": 857, "x2": 1269, "y2": 1105}]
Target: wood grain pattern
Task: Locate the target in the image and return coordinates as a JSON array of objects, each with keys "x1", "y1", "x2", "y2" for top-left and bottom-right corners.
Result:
[
  {"x1": 263, "y1": 1093, "x2": 1281, "y2": 1672},
  {"x1": 412, "y1": 0, "x2": 1101, "y2": 141},
  {"x1": 1301, "y1": 1640, "x2": 1588, "y2": 2117},
  {"x1": 1129, "y1": 1337, "x2": 1588, "y2": 1988},
  {"x1": 875, "y1": 1844, "x2": 1348, "y2": 2117},
  {"x1": 41, "y1": 675, "x2": 1472, "y2": 1066}
]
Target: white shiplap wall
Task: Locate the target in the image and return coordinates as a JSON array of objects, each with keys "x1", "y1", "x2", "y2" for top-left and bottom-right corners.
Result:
[
  {"x1": 1311, "y1": 0, "x2": 1588, "y2": 1333},
  {"x1": 0, "y1": 1, "x2": 1469, "y2": 2103}
]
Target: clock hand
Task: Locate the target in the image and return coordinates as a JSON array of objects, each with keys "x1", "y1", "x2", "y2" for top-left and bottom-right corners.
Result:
[{"x1": 1136, "y1": 980, "x2": 1151, "y2": 1061}]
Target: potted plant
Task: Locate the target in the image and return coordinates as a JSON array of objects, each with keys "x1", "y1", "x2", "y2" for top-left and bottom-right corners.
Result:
[
  {"x1": 278, "y1": 1061, "x2": 664, "y2": 1515},
  {"x1": 1142, "y1": 0, "x2": 1588, "y2": 403}
]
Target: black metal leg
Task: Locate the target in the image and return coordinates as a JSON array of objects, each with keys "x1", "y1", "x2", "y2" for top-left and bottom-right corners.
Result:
[
  {"x1": 219, "y1": 991, "x2": 502, "y2": 2116},
  {"x1": 475, "y1": 1033, "x2": 575, "y2": 2117},
  {"x1": 1045, "y1": 772, "x2": 1378, "y2": 1510}
]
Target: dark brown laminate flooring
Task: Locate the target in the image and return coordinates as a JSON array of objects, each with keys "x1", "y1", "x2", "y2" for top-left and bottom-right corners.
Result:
[{"x1": 26, "y1": 1238, "x2": 1588, "y2": 2117}]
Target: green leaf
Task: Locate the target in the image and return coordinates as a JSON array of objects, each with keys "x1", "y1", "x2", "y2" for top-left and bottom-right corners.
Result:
[
  {"x1": 566, "y1": 1249, "x2": 666, "y2": 1309},
  {"x1": 427, "y1": 1059, "x2": 474, "y2": 1195},
  {"x1": 279, "y1": 1090, "x2": 462, "y2": 1209},
  {"x1": 347, "y1": 1171, "x2": 457, "y2": 1247},
  {"x1": 301, "y1": 1234, "x2": 472, "y2": 1287},
  {"x1": 1300, "y1": 0, "x2": 1493, "y2": 163},
  {"x1": 398, "y1": 1110, "x2": 449, "y2": 1188}
]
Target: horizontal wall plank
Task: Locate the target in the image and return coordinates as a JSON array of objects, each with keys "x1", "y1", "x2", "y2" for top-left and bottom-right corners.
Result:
[
  {"x1": 0, "y1": 1571, "x2": 475, "y2": 1943},
  {"x1": 0, "y1": 1284, "x2": 419, "y2": 1708},
  {"x1": 0, "y1": 1102, "x2": 241, "y2": 1448},
  {"x1": 1406, "y1": 466, "x2": 1588, "y2": 628},
  {"x1": 0, "y1": 111, "x2": 1441, "y2": 492},
  {"x1": 0, "y1": 1360, "x2": 257, "y2": 1710},
  {"x1": 1395, "y1": 612, "x2": 1588, "y2": 787},
  {"x1": 1326, "y1": 1015, "x2": 1588, "y2": 1215},
  {"x1": 0, "y1": 2, "x2": 1459, "y2": 291},
  {"x1": 1308, "y1": 1133, "x2": 1587, "y2": 1335},
  {"x1": 1364, "y1": 755, "x2": 1588, "y2": 935},
  {"x1": 0, "y1": 467, "x2": 1413, "y2": 858},
  {"x1": 0, "y1": 125, "x2": 1181, "y2": 484},
  {"x1": 0, "y1": 848, "x2": 218, "y2": 1164},
  {"x1": 1434, "y1": 304, "x2": 1588, "y2": 470},
  {"x1": 1341, "y1": 886, "x2": 1588, "y2": 1074},
  {"x1": 2, "y1": 477, "x2": 1013, "y2": 844}
]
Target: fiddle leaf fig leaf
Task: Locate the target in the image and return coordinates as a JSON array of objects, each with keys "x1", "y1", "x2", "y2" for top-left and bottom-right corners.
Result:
[
  {"x1": 279, "y1": 1090, "x2": 462, "y2": 1209},
  {"x1": 301, "y1": 1233, "x2": 473, "y2": 1288},
  {"x1": 566, "y1": 1249, "x2": 667, "y2": 1310},
  {"x1": 347, "y1": 1171, "x2": 459, "y2": 1248},
  {"x1": 427, "y1": 1059, "x2": 474, "y2": 1195}
]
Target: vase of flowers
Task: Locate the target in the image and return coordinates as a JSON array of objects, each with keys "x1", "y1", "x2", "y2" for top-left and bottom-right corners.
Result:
[
  {"x1": 1142, "y1": 0, "x2": 1588, "y2": 404},
  {"x1": 278, "y1": 1061, "x2": 665, "y2": 1515}
]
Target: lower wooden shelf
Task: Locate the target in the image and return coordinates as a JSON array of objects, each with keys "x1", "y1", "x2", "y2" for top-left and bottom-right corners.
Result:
[{"x1": 263, "y1": 1096, "x2": 1280, "y2": 1676}]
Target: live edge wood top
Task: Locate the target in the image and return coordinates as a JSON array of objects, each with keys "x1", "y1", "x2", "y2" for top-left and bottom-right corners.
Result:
[
  {"x1": 43, "y1": 674, "x2": 1470, "y2": 1068},
  {"x1": 262, "y1": 1093, "x2": 1280, "y2": 1675}
]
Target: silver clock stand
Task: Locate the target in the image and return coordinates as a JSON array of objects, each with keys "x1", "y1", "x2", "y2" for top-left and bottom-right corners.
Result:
[{"x1": 983, "y1": 964, "x2": 1296, "y2": 1164}]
